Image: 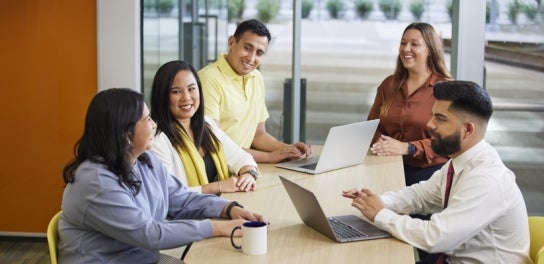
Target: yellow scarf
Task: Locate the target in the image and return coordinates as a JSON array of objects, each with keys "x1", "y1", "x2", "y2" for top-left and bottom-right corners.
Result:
[{"x1": 176, "y1": 127, "x2": 229, "y2": 187}]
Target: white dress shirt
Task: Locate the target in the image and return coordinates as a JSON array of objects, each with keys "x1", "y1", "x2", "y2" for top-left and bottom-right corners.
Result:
[{"x1": 374, "y1": 140, "x2": 532, "y2": 264}]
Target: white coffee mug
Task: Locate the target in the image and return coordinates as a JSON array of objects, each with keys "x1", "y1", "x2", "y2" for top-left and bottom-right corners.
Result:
[{"x1": 230, "y1": 221, "x2": 267, "y2": 255}]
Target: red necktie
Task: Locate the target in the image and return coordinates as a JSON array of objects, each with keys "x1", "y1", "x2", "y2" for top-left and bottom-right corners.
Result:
[
  {"x1": 435, "y1": 162, "x2": 455, "y2": 264},
  {"x1": 435, "y1": 253, "x2": 446, "y2": 264},
  {"x1": 443, "y1": 162, "x2": 455, "y2": 208}
]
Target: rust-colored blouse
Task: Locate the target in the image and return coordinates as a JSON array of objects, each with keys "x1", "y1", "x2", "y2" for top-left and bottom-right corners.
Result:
[{"x1": 367, "y1": 74, "x2": 449, "y2": 168}]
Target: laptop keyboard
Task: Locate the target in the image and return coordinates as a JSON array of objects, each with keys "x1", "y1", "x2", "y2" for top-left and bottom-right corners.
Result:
[
  {"x1": 299, "y1": 163, "x2": 317, "y2": 170},
  {"x1": 328, "y1": 217, "x2": 368, "y2": 239}
]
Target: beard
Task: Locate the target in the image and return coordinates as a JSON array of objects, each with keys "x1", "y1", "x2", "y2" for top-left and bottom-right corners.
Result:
[{"x1": 430, "y1": 130, "x2": 461, "y2": 156}]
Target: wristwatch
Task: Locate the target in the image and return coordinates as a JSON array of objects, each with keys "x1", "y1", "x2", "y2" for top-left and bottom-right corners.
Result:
[
  {"x1": 226, "y1": 201, "x2": 244, "y2": 219},
  {"x1": 407, "y1": 143, "x2": 416, "y2": 156},
  {"x1": 243, "y1": 169, "x2": 259, "y2": 179}
]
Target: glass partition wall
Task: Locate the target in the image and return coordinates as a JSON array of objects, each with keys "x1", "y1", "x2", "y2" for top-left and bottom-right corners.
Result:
[
  {"x1": 141, "y1": 0, "x2": 543, "y2": 215},
  {"x1": 142, "y1": 0, "x2": 228, "y2": 103},
  {"x1": 482, "y1": 0, "x2": 544, "y2": 216},
  {"x1": 261, "y1": 2, "x2": 543, "y2": 218}
]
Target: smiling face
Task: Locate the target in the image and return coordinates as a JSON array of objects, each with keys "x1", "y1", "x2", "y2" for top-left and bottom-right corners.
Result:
[
  {"x1": 225, "y1": 31, "x2": 269, "y2": 76},
  {"x1": 169, "y1": 69, "x2": 200, "y2": 127},
  {"x1": 399, "y1": 29, "x2": 430, "y2": 73},
  {"x1": 130, "y1": 104, "x2": 156, "y2": 159}
]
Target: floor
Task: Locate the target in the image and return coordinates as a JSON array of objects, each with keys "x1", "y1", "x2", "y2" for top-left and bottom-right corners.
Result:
[
  {"x1": 0, "y1": 238, "x2": 49, "y2": 264},
  {"x1": 2, "y1": 20, "x2": 542, "y2": 264}
]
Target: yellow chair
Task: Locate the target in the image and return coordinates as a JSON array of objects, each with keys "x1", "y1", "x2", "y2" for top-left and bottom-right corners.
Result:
[
  {"x1": 529, "y1": 216, "x2": 544, "y2": 264},
  {"x1": 47, "y1": 211, "x2": 62, "y2": 264}
]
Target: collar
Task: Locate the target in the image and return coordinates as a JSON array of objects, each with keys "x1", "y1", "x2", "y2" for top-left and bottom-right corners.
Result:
[
  {"x1": 450, "y1": 139, "x2": 487, "y2": 174},
  {"x1": 216, "y1": 53, "x2": 256, "y2": 81},
  {"x1": 427, "y1": 74, "x2": 441, "y2": 87}
]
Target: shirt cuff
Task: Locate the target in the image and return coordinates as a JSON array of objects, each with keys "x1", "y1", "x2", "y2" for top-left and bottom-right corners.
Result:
[
  {"x1": 374, "y1": 208, "x2": 399, "y2": 231},
  {"x1": 188, "y1": 185, "x2": 203, "y2": 193}
]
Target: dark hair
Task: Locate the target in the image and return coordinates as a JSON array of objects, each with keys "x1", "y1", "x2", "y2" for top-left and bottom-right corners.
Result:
[
  {"x1": 233, "y1": 19, "x2": 271, "y2": 43},
  {"x1": 433, "y1": 80, "x2": 493, "y2": 122},
  {"x1": 150, "y1": 60, "x2": 219, "y2": 154},
  {"x1": 381, "y1": 22, "x2": 452, "y2": 116},
  {"x1": 63, "y1": 88, "x2": 151, "y2": 194}
]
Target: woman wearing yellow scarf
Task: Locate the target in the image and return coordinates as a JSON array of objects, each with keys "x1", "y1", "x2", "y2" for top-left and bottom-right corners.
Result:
[{"x1": 150, "y1": 60, "x2": 258, "y2": 194}]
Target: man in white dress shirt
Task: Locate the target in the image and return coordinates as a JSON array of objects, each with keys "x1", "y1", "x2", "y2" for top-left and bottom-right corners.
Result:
[{"x1": 343, "y1": 80, "x2": 531, "y2": 264}]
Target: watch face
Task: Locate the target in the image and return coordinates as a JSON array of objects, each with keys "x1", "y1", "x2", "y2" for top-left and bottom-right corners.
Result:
[
  {"x1": 409, "y1": 144, "x2": 416, "y2": 155},
  {"x1": 248, "y1": 169, "x2": 258, "y2": 178}
]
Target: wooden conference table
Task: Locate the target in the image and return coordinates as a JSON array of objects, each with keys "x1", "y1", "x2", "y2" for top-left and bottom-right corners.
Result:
[{"x1": 184, "y1": 150, "x2": 414, "y2": 263}]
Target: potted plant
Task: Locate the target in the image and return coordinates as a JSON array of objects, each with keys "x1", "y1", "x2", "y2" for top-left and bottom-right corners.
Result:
[
  {"x1": 354, "y1": 0, "x2": 374, "y2": 20},
  {"x1": 379, "y1": 0, "x2": 401, "y2": 20},
  {"x1": 410, "y1": 0, "x2": 425, "y2": 21},
  {"x1": 302, "y1": 0, "x2": 314, "y2": 19},
  {"x1": 507, "y1": 0, "x2": 520, "y2": 25},
  {"x1": 522, "y1": 2, "x2": 538, "y2": 22},
  {"x1": 158, "y1": 0, "x2": 174, "y2": 15},
  {"x1": 257, "y1": 0, "x2": 281, "y2": 23},
  {"x1": 326, "y1": 0, "x2": 345, "y2": 19},
  {"x1": 228, "y1": 0, "x2": 245, "y2": 23}
]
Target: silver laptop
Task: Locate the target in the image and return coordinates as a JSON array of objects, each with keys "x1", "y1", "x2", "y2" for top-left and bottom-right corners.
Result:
[
  {"x1": 279, "y1": 175, "x2": 391, "y2": 243},
  {"x1": 275, "y1": 119, "x2": 379, "y2": 174}
]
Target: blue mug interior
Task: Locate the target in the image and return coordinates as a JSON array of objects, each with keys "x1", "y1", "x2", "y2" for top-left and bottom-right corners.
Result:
[{"x1": 243, "y1": 221, "x2": 267, "y2": 228}]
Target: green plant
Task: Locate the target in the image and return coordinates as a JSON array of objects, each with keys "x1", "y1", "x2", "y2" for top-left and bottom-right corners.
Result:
[
  {"x1": 410, "y1": 0, "x2": 425, "y2": 21},
  {"x1": 447, "y1": 0, "x2": 503, "y2": 24},
  {"x1": 507, "y1": 0, "x2": 520, "y2": 25},
  {"x1": 379, "y1": 0, "x2": 401, "y2": 20},
  {"x1": 354, "y1": 0, "x2": 374, "y2": 19},
  {"x1": 228, "y1": 0, "x2": 245, "y2": 23},
  {"x1": 256, "y1": 0, "x2": 281, "y2": 23},
  {"x1": 302, "y1": 0, "x2": 314, "y2": 19},
  {"x1": 143, "y1": 0, "x2": 155, "y2": 11},
  {"x1": 326, "y1": 0, "x2": 345, "y2": 19},
  {"x1": 207, "y1": 0, "x2": 226, "y2": 9},
  {"x1": 158, "y1": 0, "x2": 174, "y2": 14},
  {"x1": 522, "y1": 2, "x2": 539, "y2": 21}
]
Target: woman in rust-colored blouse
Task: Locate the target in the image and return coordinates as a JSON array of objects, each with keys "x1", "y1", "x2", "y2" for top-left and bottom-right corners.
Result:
[
  {"x1": 367, "y1": 21, "x2": 453, "y2": 262},
  {"x1": 368, "y1": 22, "x2": 452, "y2": 187}
]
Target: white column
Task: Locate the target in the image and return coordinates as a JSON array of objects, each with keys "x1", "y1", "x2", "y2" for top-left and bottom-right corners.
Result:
[
  {"x1": 450, "y1": 0, "x2": 486, "y2": 87},
  {"x1": 97, "y1": 0, "x2": 141, "y2": 92}
]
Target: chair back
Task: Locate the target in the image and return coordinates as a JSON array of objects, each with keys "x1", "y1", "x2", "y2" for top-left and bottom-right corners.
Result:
[
  {"x1": 529, "y1": 216, "x2": 544, "y2": 264},
  {"x1": 47, "y1": 211, "x2": 62, "y2": 264}
]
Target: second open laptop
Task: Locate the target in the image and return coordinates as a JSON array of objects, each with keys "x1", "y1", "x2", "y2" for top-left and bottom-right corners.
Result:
[
  {"x1": 279, "y1": 175, "x2": 391, "y2": 243},
  {"x1": 275, "y1": 119, "x2": 379, "y2": 174}
]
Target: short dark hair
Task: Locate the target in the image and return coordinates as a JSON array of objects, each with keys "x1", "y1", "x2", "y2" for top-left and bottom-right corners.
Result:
[
  {"x1": 433, "y1": 80, "x2": 493, "y2": 122},
  {"x1": 233, "y1": 19, "x2": 271, "y2": 43},
  {"x1": 63, "y1": 88, "x2": 150, "y2": 194}
]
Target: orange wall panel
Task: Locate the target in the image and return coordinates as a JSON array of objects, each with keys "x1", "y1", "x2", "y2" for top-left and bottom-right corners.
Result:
[{"x1": 0, "y1": 0, "x2": 97, "y2": 234}]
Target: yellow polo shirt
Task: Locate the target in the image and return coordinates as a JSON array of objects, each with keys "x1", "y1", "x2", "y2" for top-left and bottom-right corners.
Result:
[{"x1": 198, "y1": 54, "x2": 269, "y2": 148}]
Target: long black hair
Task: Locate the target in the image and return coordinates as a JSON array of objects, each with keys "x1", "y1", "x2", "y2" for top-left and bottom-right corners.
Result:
[
  {"x1": 63, "y1": 88, "x2": 151, "y2": 194},
  {"x1": 150, "y1": 60, "x2": 219, "y2": 154}
]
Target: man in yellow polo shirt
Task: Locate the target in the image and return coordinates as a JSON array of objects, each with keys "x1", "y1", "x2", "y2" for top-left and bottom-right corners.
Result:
[{"x1": 199, "y1": 19, "x2": 311, "y2": 163}]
